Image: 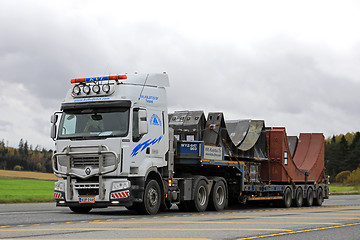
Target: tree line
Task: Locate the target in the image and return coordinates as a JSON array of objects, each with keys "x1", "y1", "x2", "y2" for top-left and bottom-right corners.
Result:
[
  {"x1": 325, "y1": 132, "x2": 360, "y2": 184},
  {"x1": 1, "y1": 132, "x2": 359, "y2": 183},
  {"x1": 0, "y1": 139, "x2": 53, "y2": 173}
]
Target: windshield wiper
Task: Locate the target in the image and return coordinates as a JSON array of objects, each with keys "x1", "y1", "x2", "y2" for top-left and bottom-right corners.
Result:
[{"x1": 69, "y1": 136, "x2": 101, "y2": 140}]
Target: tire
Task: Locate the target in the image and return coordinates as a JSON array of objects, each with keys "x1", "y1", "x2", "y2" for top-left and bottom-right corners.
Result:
[
  {"x1": 304, "y1": 188, "x2": 314, "y2": 207},
  {"x1": 208, "y1": 180, "x2": 226, "y2": 211},
  {"x1": 282, "y1": 188, "x2": 292, "y2": 208},
  {"x1": 188, "y1": 179, "x2": 209, "y2": 212},
  {"x1": 69, "y1": 206, "x2": 92, "y2": 213},
  {"x1": 313, "y1": 188, "x2": 324, "y2": 206},
  {"x1": 293, "y1": 188, "x2": 303, "y2": 207},
  {"x1": 137, "y1": 179, "x2": 161, "y2": 215}
]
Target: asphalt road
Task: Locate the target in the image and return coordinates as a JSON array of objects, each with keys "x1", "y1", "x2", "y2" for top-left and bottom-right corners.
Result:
[{"x1": 0, "y1": 195, "x2": 360, "y2": 240}]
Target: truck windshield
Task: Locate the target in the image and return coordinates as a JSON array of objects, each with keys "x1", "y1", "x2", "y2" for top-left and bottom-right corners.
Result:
[{"x1": 58, "y1": 107, "x2": 129, "y2": 139}]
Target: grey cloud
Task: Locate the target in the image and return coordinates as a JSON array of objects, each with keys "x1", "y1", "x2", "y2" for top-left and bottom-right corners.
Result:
[
  {"x1": 0, "y1": 1, "x2": 359, "y2": 145},
  {"x1": 0, "y1": 120, "x2": 12, "y2": 131}
]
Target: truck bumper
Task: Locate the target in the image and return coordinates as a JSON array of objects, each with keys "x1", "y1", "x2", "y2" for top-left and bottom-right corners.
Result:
[{"x1": 54, "y1": 177, "x2": 145, "y2": 208}]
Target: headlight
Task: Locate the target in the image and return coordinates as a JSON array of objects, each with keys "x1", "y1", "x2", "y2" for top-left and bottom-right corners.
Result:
[
  {"x1": 54, "y1": 181, "x2": 65, "y2": 192},
  {"x1": 83, "y1": 85, "x2": 91, "y2": 94},
  {"x1": 112, "y1": 181, "x2": 131, "y2": 191},
  {"x1": 92, "y1": 85, "x2": 100, "y2": 94},
  {"x1": 73, "y1": 85, "x2": 81, "y2": 95},
  {"x1": 102, "y1": 84, "x2": 110, "y2": 93}
]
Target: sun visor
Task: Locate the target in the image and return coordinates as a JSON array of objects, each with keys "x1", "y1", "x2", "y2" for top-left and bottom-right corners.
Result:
[{"x1": 61, "y1": 100, "x2": 131, "y2": 110}]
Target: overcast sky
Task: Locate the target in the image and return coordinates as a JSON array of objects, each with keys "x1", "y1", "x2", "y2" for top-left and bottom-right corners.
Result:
[{"x1": 0, "y1": 0, "x2": 359, "y2": 149}]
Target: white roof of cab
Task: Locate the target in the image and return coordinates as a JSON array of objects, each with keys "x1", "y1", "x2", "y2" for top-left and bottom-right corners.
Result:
[{"x1": 123, "y1": 73, "x2": 169, "y2": 87}]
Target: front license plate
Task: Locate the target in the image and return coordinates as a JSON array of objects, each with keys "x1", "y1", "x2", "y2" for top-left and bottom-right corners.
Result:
[{"x1": 79, "y1": 196, "x2": 95, "y2": 204}]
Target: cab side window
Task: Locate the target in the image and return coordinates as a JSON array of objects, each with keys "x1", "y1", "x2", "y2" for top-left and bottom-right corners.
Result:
[{"x1": 133, "y1": 108, "x2": 141, "y2": 142}]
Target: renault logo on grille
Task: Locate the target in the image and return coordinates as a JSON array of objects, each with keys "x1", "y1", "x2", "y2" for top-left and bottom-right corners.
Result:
[{"x1": 85, "y1": 168, "x2": 91, "y2": 175}]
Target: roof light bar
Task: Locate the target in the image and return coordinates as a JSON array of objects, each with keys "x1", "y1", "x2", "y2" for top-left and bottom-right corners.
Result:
[{"x1": 70, "y1": 75, "x2": 127, "y2": 83}]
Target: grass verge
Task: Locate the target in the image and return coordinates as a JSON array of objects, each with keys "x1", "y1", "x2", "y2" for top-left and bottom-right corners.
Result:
[
  {"x1": 0, "y1": 178, "x2": 55, "y2": 203},
  {"x1": 329, "y1": 184, "x2": 360, "y2": 195}
]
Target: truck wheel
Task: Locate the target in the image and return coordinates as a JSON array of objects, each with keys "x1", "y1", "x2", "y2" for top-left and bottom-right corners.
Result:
[
  {"x1": 69, "y1": 206, "x2": 92, "y2": 213},
  {"x1": 304, "y1": 188, "x2": 314, "y2": 207},
  {"x1": 208, "y1": 180, "x2": 226, "y2": 211},
  {"x1": 293, "y1": 188, "x2": 303, "y2": 207},
  {"x1": 313, "y1": 188, "x2": 323, "y2": 206},
  {"x1": 137, "y1": 179, "x2": 161, "y2": 215},
  {"x1": 282, "y1": 188, "x2": 292, "y2": 208},
  {"x1": 188, "y1": 179, "x2": 209, "y2": 212}
]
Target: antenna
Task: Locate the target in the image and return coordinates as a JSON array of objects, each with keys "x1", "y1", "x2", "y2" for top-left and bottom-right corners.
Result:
[
  {"x1": 103, "y1": 64, "x2": 110, "y2": 85},
  {"x1": 103, "y1": 64, "x2": 110, "y2": 76},
  {"x1": 138, "y1": 74, "x2": 149, "y2": 100}
]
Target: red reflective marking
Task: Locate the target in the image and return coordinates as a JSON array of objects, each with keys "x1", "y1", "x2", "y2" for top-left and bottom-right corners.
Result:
[
  {"x1": 109, "y1": 75, "x2": 127, "y2": 80},
  {"x1": 70, "y1": 78, "x2": 85, "y2": 83},
  {"x1": 54, "y1": 192, "x2": 63, "y2": 199}
]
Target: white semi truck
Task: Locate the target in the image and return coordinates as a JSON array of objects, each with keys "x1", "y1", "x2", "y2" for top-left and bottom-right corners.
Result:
[{"x1": 51, "y1": 73, "x2": 328, "y2": 214}]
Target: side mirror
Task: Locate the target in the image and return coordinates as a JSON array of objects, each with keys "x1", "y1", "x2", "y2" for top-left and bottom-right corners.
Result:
[
  {"x1": 50, "y1": 114, "x2": 58, "y2": 124},
  {"x1": 138, "y1": 109, "x2": 148, "y2": 135},
  {"x1": 50, "y1": 112, "x2": 60, "y2": 140},
  {"x1": 50, "y1": 124, "x2": 57, "y2": 140}
]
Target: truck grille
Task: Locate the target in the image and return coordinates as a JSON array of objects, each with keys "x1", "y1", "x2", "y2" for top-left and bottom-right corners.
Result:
[
  {"x1": 72, "y1": 156, "x2": 100, "y2": 168},
  {"x1": 56, "y1": 145, "x2": 117, "y2": 170},
  {"x1": 78, "y1": 189, "x2": 99, "y2": 196},
  {"x1": 59, "y1": 154, "x2": 116, "y2": 168},
  {"x1": 74, "y1": 183, "x2": 100, "y2": 196}
]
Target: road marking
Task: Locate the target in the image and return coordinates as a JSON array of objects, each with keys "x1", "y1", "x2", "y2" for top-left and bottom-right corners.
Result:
[
  {"x1": 1, "y1": 205, "x2": 359, "y2": 232},
  {"x1": 0, "y1": 210, "x2": 61, "y2": 215},
  {"x1": 167, "y1": 215, "x2": 360, "y2": 220},
  {"x1": 314, "y1": 213, "x2": 360, "y2": 216},
  {"x1": 0, "y1": 228, "x2": 292, "y2": 232},
  {"x1": 0, "y1": 239, "x2": 212, "y2": 240},
  {"x1": 94, "y1": 221, "x2": 342, "y2": 225},
  {"x1": 236, "y1": 222, "x2": 360, "y2": 240}
]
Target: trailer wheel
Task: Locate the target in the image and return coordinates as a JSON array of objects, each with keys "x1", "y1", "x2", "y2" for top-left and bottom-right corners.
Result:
[
  {"x1": 313, "y1": 188, "x2": 323, "y2": 206},
  {"x1": 188, "y1": 179, "x2": 209, "y2": 212},
  {"x1": 137, "y1": 179, "x2": 161, "y2": 215},
  {"x1": 208, "y1": 180, "x2": 226, "y2": 211},
  {"x1": 293, "y1": 188, "x2": 303, "y2": 207},
  {"x1": 304, "y1": 188, "x2": 314, "y2": 207},
  {"x1": 282, "y1": 188, "x2": 292, "y2": 208},
  {"x1": 69, "y1": 206, "x2": 92, "y2": 213}
]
